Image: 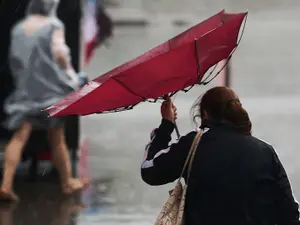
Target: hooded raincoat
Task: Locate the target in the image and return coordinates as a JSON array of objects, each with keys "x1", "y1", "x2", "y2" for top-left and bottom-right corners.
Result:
[{"x1": 4, "y1": 0, "x2": 80, "y2": 130}]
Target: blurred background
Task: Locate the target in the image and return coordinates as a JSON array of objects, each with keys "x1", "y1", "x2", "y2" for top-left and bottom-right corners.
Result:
[{"x1": 1, "y1": 0, "x2": 300, "y2": 224}]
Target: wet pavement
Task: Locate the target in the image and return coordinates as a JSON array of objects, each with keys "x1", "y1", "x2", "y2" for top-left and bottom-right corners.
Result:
[{"x1": 2, "y1": 1, "x2": 300, "y2": 224}]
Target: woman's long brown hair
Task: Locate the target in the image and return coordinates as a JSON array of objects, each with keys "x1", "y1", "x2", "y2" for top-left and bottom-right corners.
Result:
[{"x1": 191, "y1": 86, "x2": 252, "y2": 135}]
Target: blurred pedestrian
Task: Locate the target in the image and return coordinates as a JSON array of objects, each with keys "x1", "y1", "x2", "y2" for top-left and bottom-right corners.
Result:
[
  {"x1": 84, "y1": 0, "x2": 113, "y2": 64},
  {"x1": 141, "y1": 86, "x2": 300, "y2": 225},
  {"x1": 0, "y1": 0, "x2": 88, "y2": 201}
]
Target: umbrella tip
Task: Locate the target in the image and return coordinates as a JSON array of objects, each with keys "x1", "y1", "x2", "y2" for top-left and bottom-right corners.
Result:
[{"x1": 40, "y1": 109, "x2": 51, "y2": 118}]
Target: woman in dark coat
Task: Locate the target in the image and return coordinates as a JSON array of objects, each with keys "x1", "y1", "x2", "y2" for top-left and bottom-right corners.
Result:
[{"x1": 141, "y1": 86, "x2": 300, "y2": 225}]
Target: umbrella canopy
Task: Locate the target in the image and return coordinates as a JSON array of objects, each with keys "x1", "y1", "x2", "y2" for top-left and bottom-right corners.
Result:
[{"x1": 46, "y1": 10, "x2": 247, "y2": 117}]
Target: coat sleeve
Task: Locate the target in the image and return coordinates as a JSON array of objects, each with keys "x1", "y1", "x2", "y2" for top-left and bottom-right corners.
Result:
[
  {"x1": 141, "y1": 119, "x2": 196, "y2": 186},
  {"x1": 272, "y1": 149, "x2": 300, "y2": 225}
]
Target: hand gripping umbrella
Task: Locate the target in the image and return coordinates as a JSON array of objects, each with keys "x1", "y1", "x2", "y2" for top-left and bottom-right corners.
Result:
[{"x1": 45, "y1": 10, "x2": 248, "y2": 137}]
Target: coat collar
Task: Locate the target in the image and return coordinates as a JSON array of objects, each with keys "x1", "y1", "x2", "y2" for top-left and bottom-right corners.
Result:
[{"x1": 200, "y1": 119, "x2": 236, "y2": 132}]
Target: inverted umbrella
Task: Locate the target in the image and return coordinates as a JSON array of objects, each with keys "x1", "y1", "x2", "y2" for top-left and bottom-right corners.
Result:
[{"x1": 46, "y1": 10, "x2": 247, "y2": 118}]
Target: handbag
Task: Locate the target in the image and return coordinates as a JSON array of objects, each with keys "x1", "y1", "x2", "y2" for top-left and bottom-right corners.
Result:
[{"x1": 154, "y1": 130, "x2": 203, "y2": 225}]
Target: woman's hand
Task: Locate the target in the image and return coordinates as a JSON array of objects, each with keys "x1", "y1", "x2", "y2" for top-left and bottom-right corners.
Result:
[{"x1": 161, "y1": 96, "x2": 177, "y2": 122}]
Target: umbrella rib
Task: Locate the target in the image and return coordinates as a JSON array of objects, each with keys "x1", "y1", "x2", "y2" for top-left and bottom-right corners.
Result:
[
  {"x1": 200, "y1": 12, "x2": 248, "y2": 85},
  {"x1": 111, "y1": 77, "x2": 147, "y2": 101}
]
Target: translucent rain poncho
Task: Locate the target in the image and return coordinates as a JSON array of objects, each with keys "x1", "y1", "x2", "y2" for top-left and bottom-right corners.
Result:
[{"x1": 4, "y1": 0, "x2": 80, "y2": 130}]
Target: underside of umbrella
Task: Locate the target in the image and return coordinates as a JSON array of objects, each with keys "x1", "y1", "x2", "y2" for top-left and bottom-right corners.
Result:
[{"x1": 45, "y1": 10, "x2": 248, "y2": 117}]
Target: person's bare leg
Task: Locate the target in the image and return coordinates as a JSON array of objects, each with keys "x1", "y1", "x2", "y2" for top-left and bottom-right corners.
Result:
[
  {"x1": 0, "y1": 204, "x2": 15, "y2": 225},
  {"x1": 0, "y1": 122, "x2": 32, "y2": 201},
  {"x1": 48, "y1": 127, "x2": 88, "y2": 194}
]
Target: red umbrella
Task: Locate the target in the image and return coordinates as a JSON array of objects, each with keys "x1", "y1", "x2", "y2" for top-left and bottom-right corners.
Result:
[{"x1": 46, "y1": 10, "x2": 247, "y2": 117}]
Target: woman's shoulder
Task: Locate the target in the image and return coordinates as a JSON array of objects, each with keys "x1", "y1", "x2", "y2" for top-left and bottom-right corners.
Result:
[
  {"x1": 244, "y1": 135, "x2": 276, "y2": 156},
  {"x1": 183, "y1": 127, "x2": 211, "y2": 138},
  {"x1": 247, "y1": 135, "x2": 272, "y2": 147},
  {"x1": 11, "y1": 20, "x2": 24, "y2": 34},
  {"x1": 179, "y1": 128, "x2": 207, "y2": 144},
  {"x1": 46, "y1": 17, "x2": 64, "y2": 30}
]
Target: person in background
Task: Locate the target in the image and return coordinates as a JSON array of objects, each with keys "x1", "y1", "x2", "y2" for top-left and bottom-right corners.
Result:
[
  {"x1": 0, "y1": 0, "x2": 88, "y2": 201},
  {"x1": 141, "y1": 86, "x2": 300, "y2": 225}
]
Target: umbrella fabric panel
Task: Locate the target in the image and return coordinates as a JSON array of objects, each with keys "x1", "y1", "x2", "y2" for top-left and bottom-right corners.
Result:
[
  {"x1": 113, "y1": 42, "x2": 198, "y2": 97},
  {"x1": 196, "y1": 13, "x2": 246, "y2": 75},
  {"x1": 47, "y1": 43, "x2": 198, "y2": 116},
  {"x1": 95, "y1": 10, "x2": 226, "y2": 82},
  {"x1": 47, "y1": 79, "x2": 143, "y2": 116}
]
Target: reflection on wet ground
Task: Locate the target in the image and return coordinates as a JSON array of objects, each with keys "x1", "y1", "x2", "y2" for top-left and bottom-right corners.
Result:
[
  {"x1": 0, "y1": 182, "x2": 81, "y2": 225},
  {"x1": 0, "y1": 176, "x2": 119, "y2": 225}
]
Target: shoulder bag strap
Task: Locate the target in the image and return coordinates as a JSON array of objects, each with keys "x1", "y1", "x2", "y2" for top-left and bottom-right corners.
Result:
[{"x1": 179, "y1": 130, "x2": 203, "y2": 181}]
